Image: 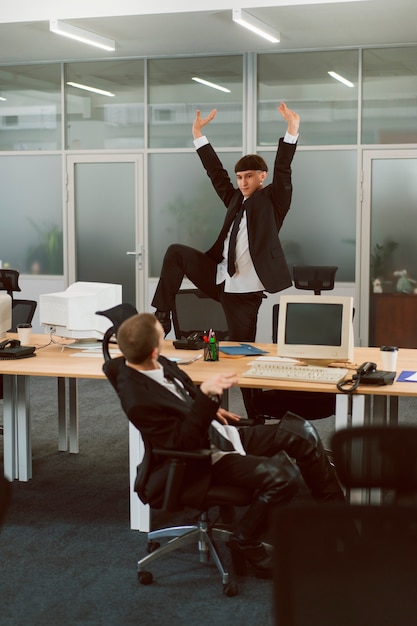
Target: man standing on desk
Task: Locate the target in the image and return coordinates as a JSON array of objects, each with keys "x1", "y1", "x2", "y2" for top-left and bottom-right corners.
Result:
[{"x1": 152, "y1": 102, "x2": 299, "y2": 341}]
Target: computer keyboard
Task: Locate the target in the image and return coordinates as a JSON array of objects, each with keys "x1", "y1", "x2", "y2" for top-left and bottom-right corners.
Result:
[{"x1": 242, "y1": 357, "x2": 348, "y2": 384}]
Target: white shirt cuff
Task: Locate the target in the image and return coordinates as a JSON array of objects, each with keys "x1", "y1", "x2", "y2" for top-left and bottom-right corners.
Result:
[
  {"x1": 284, "y1": 131, "x2": 299, "y2": 144},
  {"x1": 193, "y1": 135, "x2": 209, "y2": 149}
]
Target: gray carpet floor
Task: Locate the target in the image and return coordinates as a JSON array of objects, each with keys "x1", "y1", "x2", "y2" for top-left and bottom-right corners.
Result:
[{"x1": 1, "y1": 378, "x2": 417, "y2": 626}]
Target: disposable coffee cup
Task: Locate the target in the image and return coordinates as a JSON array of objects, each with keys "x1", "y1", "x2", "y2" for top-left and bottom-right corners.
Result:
[
  {"x1": 380, "y1": 345, "x2": 398, "y2": 371},
  {"x1": 17, "y1": 323, "x2": 32, "y2": 345}
]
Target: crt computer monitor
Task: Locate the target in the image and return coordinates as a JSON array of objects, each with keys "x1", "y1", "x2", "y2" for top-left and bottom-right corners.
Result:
[
  {"x1": 0, "y1": 294, "x2": 12, "y2": 339},
  {"x1": 277, "y1": 294, "x2": 354, "y2": 364},
  {"x1": 39, "y1": 282, "x2": 122, "y2": 345}
]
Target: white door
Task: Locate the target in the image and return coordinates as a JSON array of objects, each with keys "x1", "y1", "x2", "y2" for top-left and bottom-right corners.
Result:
[
  {"x1": 66, "y1": 154, "x2": 145, "y2": 309},
  {"x1": 361, "y1": 150, "x2": 417, "y2": 346}
]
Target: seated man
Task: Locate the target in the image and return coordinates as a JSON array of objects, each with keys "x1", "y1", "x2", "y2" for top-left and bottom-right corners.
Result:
[{"x1": 106, "y1": 313, "x2": 345, "y2": 579}]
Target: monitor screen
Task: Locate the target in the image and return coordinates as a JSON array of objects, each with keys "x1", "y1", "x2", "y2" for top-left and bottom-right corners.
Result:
[
  {"x1": 277, "y1": 294, "x2": 354, "y2": 364},
  {"x1": 0, "y1": 294, "x2": 12, "y2": 339},
  {"x1": 39, "y1": 282, "x2": 122, "y2": 344}
]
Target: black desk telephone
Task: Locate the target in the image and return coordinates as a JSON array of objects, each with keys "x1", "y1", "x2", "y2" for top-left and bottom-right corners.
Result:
[
  {"x1": 0, "y1": 339, "x2": 36, "y2": 359},
  {"x1": 337, "y1": 361, "x2": 396, "y2": 392}
]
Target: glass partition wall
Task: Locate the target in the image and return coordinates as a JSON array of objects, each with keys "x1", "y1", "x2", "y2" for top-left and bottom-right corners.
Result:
[{"x1": 1, "y1": 46, "x2": 417, "y2": 344}]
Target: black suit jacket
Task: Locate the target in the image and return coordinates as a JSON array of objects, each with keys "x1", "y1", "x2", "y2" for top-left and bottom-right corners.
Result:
[
  {"x1": 197, "y1": 138, "x2": 297, "y2": 293},
  {"x1": 104, "y1": 355, "x2": 219, "y2": 508}
]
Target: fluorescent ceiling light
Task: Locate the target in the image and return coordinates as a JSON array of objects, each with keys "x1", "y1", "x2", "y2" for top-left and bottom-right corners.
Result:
[
  {"x1": 0, "y1": 96, "x2": 6, "y2": 101},
  {"x1": 50, "y1": 19, "x2": 115, "y2": 51},
  {"x1": 191, "y1": 77, "x2": 231, "y2": 94},
  {"x1": 232, "y1": 8, "x2": 280, "y2": 44},
  {"x1": 328, "y1": 71, "x2": 354, "y2": 88},
  {"x1": 67, "y1": 82, "x2": 115, "y2": 97}
]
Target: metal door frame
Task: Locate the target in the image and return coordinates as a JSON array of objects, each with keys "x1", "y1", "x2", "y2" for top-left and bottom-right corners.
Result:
[{"x1": 66, "y1": 153, "x2": 145, "y2": 311}]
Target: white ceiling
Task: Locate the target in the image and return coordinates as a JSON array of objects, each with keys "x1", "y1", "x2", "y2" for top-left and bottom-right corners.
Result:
[{"x1": 0, "y1": 1, "x2": 416, "y2": 65}]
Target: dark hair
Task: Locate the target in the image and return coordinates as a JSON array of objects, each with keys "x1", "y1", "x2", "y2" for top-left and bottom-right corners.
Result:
[
  {"x1": 234, "y1": 154, "x2": 268, "y2": 173},
  {"x1": 117, "y1": 313, "x2": 160, "y2": 364}
]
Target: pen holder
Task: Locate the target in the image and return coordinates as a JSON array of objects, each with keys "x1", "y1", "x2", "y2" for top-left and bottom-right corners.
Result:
[{"x1": 204, "y1": 340, "x2": 219, "y2": 362}]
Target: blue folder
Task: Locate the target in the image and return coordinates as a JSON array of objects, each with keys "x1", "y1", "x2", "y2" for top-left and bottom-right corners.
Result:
[{"x1": 219, "y1": 343, "x2": 269, "y2": 356}]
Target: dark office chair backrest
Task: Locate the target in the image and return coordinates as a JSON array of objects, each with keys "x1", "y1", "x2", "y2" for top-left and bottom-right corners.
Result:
[
  {"x1": 331, "y1": 425, "x2": 417, "y2": 500},
  {"x1": 172, "y1": 288, "x2": 229, "y2": 341},
  {"x1": 0, "y1": 269, "x2": 21, "y2": 300},
  {"x1": 97, "y1": 302, "x2": 138, "y2": 361},
  {"x1": 292, "y1": 265, "x2": 338, "y2": 295},
  {"x1": 11, "y1": 299, "x2": 37, "y2": 333},
  {"x1": 273, "y1": 503, "x2": 417, "y2": 626}
]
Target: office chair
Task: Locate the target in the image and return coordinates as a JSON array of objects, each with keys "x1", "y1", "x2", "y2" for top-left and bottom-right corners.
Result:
[
  {"x1": 272, "y1": 265, "x2": 339, "y2": 343},
  {"x1": 172, "y1": 288, "x2": 229, "y2": 341},
  {"x1": 260, "y1": 265, "x2": 339, "y2": 424},
  {"x1": 0, "y1": 272, "x2": 37, "y2": 419},
  {"x1": 0, "y1": 269, "x2": 21, "y2": 300},
  {"x1": 273, "y1": 425, "x2": 417, "y2": 625},
  {"x1": 105, "y1": 380, "x2": 250, "y2": 596},
  {"x1": 96, "y1": 302, "x2": 138, "y2": 361},
  {"x1": 0, "y1": 268, "x2": 37, "y2": 332},
  {"x1": 10, "y1": 299, "x2": 37, "y2": 333},
  {"x1": 100, "y1": 304, "x2": 253, "y2": 595},
  {"x1": 331, "y1": 425, "x2": 417, "y2": 505},
  {"x1": 272, "y1": 502, "x2": 417, "y2": 626}
]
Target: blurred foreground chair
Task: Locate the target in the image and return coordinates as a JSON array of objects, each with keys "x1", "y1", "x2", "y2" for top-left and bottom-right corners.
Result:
[
  {"x1": 273, "y1": 425, "x2": 417, "y2": 625},
  {"x1": 331, "y1": 425, "x2": 417, "y2": 505},
  {"x1": 273, "y1": 502, "x2": 417, "y2": 626}
]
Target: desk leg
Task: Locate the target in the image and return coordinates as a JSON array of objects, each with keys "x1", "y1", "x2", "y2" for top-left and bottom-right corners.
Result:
[
  {"x1": 68, "y1": 379, "x2": 79, "y2": 454},
  {"x1": 2, "y1": 375, "x2": 16, "y2": 481},
  {"x1": 335, "y1": 393, "x2": 350, "y2": 430},
  {"x1": 57, "y1": 377, "x2": 67, "y2": 451},
  {"x1": 57, "y1": 377, "x2": 79, "y2": 453},
  {"x1": 129, "y1": 422, "x2": 150, "y2": 532},
  {"x1": 16, "y1": 376, "x2": 31, "y2": 482}
]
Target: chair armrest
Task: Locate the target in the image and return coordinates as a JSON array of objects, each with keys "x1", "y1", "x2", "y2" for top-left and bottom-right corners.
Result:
[
  {"x1": 153, "y1": 448, "x2": 212, "y2": 461},
  {"x1": 153, "y1": 448, "x2": 212, "y2": 511}
]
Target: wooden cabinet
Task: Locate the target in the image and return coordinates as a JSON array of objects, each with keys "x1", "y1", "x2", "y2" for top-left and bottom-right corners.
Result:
[{"x1": 371, "y1": 293, "x2": 417, "y2": 348}]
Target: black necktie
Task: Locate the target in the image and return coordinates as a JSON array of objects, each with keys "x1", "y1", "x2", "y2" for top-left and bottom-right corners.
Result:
[
  {"x1": 165, "y1": 372, "x2": 193, "y2": 405},
  {"x1": 227, "y1": 204, "x2": 245, "y2": 277}
]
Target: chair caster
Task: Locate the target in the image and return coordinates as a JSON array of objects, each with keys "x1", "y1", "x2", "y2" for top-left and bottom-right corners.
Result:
[
  {"x1": 138, "y1": 570, "x2": 153, "y2": 585},
  {"x1": 147, "y1": 541, "x2": 160, "y2": 553},
  {"x1": 223, "y1": 581, "x2": 238, "y2": 597}
]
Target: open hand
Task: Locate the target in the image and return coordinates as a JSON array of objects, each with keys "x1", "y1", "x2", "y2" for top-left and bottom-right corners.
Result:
[
  {"x1": 192, "y1": 108, "x2": 217, "y2": 139},
  {"x1": 278, "y1": 102, "x2": 300, "y2": 136},
  {"x1": 216, "y1": 407, "x2": 241, "y2": 425}
]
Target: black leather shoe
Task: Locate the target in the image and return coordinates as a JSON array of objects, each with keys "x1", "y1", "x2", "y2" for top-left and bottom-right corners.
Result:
[
  {"x1": 229, "y1": 537, "x2": 272, "y2": 579},
  {"x1": 155, "y1": 310, "x2": 171, "y2": 337}
]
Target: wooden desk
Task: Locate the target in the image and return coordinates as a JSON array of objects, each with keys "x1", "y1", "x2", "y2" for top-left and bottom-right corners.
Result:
[{"x1": 2, "y1": 337, "x2": 417, "y2": 530}]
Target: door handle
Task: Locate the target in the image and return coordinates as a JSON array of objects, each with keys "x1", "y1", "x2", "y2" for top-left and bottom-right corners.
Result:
[{"x1": 126, "y1": 246, "x2": 143, "y2": 270}]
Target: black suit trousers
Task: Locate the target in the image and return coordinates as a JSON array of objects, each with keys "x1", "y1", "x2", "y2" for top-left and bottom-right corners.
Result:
[{"x1": 151, "y1": 243, "x2": 263, "y2": 341}]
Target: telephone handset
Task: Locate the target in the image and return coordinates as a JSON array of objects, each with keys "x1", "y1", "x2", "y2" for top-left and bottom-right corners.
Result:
[
  {"x1": 337, "y1": 361, "x2": 395, "y2": 392},
  {"x1": 356, "y1": 361, "x2": 377, "y2": 376},
  {"x1": 0, "y1": 339, "x2": 21, "y2": 350},
  {"x1": 0, "y1": 338, "x2": 36, "y2": 359}
]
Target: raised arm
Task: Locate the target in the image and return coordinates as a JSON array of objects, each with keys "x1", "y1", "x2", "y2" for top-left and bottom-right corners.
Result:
[{"x1": 192, "y1": 108, "x2": 217, "y2": 139}]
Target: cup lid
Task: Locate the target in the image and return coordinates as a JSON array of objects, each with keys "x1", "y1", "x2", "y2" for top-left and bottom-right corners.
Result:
[{"x1": 380, "y1": 345, "x2": 398, "y2": 351}]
